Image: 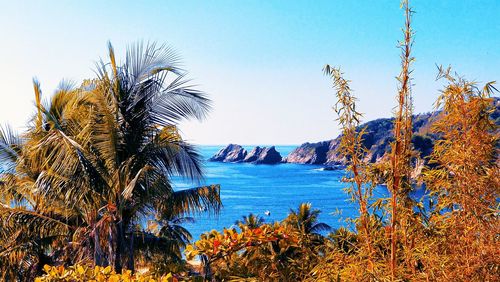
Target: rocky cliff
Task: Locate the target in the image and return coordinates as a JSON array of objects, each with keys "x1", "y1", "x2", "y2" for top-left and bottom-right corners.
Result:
[
  {"x1": 283, "y1": 141, "x2": 333, "y2": 165},
  {"x1": 287, "y1": 97, "x2": 499, "y2": 166},
  {"x1": 286, "y1": 112, "x2": 436, "y2": 166}
]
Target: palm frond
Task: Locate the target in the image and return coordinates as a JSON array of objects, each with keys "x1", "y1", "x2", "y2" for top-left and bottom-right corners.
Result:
[
  {"x1": 152, "y1": 74, "x2": 211, "y2": 125},
  {"x1": 32, "y1": 78, "x2": 43, "y2": 130},
  {"x1": 40, "y1": 80, "x2": 78, "y2": 130},
  {"x1": 0, "y1": 124, "x2": 22, "y2": 171},
  {"x1": 310, "y1": 222, "x2": 332, "y2": 233},
  {"x1": 153, "y1": 140, "x2": 205, "y2": 181},
  {"x1": 159, "y1": 185, "x2": 221, "y2": 217},
  {"x1": 0, "y1": 206, "x2": 72, "y2": 239},
  {"x1": 124, "y1": 41, "x2": 182, "y2": 85}
]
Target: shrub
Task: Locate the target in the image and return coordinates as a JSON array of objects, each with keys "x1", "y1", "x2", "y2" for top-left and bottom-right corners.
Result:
[{"x1": 35, "y1": 264, "x2": 178, "y2": 282}]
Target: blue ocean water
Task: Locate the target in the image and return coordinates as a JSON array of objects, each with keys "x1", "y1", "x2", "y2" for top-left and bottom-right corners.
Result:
[
  {"x1": 173, "y1": 145, "x2": 392, "y2": 239},
  {"x1": 0, "y1": 145, "x2": 425, "y2": 239}
]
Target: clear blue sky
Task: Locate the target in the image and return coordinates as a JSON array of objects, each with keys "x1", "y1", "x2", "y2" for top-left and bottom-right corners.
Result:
[{"x1": 0, "y1": 0, "x2": 498, "y2": 144}]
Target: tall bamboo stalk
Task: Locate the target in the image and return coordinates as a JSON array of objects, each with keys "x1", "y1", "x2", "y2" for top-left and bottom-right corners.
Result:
[
  {"x1": 324, "y1": 65, "x2": 374, "y2": 270},
  {"x1": 390, "y1": 0, "x2": 414, "y2": 280}
]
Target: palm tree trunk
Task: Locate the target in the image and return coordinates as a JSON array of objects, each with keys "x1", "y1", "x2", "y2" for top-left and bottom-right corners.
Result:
[
  {"x1": 114, "y1": 221, "x2": 124, "y2": 273},
  {"x1": 127, "y1": 230, "x2": 135, "y2": 272},
  {"x1": 201, "y1": 254, "x2": 212, "y2": 281},
  {"x1": 108, "y1": 225, "x2": 115, "y2": 267},
  {"x1": 94, "y1": 231, "x2": 105, "y2": 266}
]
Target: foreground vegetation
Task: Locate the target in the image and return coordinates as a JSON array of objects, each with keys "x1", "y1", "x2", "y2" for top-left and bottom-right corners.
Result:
[
  {"x1": 35, "y1": 265, "x2": 178, "y2": 282},
  {"x1": 1, "y1": 0, "x2": 498, "y2": 281}
]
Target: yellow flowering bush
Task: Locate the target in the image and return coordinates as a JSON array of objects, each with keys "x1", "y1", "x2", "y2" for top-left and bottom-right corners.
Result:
[{"x1": 35, "y1": 264, "x2": 177, "y2": 282}]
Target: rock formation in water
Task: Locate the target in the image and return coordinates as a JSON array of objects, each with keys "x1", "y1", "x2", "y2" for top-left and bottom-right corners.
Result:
[
  {"x1": 209, "y1": 144, "x2": 247, "y2": 162},
  {"x1": 210, "y1": 145, "x2": 282, "y2": 164},
  {"x1": 243, "y1": 146, "x2": 264, "y2": 162},
  {"x1": 252, "y1": 146, "x2": 282, "y2": 164}
]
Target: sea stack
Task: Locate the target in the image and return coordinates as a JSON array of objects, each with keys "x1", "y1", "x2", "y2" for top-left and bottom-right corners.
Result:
[
  {"x1": 252, "y1": 146, "x2": 282, "y2": 164},
  {"x1": 208, "y1": 144, "x2": 247, "y2": 162},
  {"x1": 243, "y1": 146, "x2": 264, "y2": 162}
]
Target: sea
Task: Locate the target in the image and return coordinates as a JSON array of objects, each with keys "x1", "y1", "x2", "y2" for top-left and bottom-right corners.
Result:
[
  {"x1": 173, "y1": 145, "x2": 395, "y2": 239},
  {"x1": 0, "y1": 145, "x2": 425, "y2": 239}
]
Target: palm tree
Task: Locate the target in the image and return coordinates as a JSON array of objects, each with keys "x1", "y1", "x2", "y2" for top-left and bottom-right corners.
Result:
[
  {"x1": 285, "y1": 203, "x2": 331, "y2": 236},
  {"x1": 235, "y1": 213, "x2": 265, "y2": 229},
  {"x1": 0, "y1": 41, "x2": 221, "y2": 276},
  {"x1": 134, "y1": 214, "x2": 195, "y2": 271},
  {"x1": 157, "y1": 216, "x2": 194, "y2": 255}
]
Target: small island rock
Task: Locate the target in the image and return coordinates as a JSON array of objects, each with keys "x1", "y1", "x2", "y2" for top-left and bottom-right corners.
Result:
[
  {"x1": 209, "y1": 144, "x2": 247, "y2": 163},
  {"x1": 252, "y1": 146, "x2": 282, "y2": 164},
  {"x1": 243, "y1": 146, "x2": 264, "y2": 162}
]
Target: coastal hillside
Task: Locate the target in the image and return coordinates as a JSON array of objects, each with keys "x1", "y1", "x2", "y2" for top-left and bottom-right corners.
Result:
[
  {"x1": 285, "y1": 112, "x2": 435, "y2": 165},
  {"x1": 286, "y1": 97, "x2": 499, "y2": 166}
]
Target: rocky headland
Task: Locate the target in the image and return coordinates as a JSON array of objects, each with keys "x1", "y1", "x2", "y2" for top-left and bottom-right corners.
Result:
[
  {"x1": 285, "y1": 112, "x2": 437, "y2": 166},
  {"x1": 288, "y1": 97, "x2": 499, "y2": 168}
]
